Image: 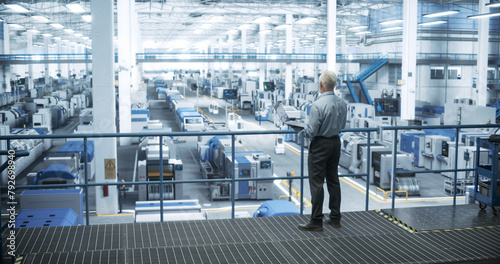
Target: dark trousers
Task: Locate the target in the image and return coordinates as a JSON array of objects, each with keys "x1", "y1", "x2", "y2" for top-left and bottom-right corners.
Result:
[{"x1": 308, "y1": 136, "x2": 341, "y2": 225}]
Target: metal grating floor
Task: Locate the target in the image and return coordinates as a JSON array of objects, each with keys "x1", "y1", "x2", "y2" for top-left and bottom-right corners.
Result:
[
  {"x1": 382, "y1": 204, "x2": 500, "y2": 231},
  {"x1": 4, "y1": 210, "x2": 500, "y2": 264}
]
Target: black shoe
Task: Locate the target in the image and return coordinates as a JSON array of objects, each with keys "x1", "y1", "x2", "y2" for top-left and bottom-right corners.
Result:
[
  {"x1": 298, "y1": 222, "x2": 323, "y2": 232},
  {"x1": 324, "y1": 216, "x2": 341, "y2": 228}
]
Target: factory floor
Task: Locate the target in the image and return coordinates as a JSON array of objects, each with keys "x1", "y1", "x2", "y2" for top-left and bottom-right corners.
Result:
[
  {"x1": 5, "y1": 84, "x2": 472, "y2": 225},
  {"x1": 91, "y1": 84, "x2": 471, "y2": 225}
]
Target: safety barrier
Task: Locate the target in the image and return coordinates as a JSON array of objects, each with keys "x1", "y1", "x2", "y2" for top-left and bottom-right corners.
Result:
[{"x1": 1, "y1": 124, "x2": 499, "y2": 225}]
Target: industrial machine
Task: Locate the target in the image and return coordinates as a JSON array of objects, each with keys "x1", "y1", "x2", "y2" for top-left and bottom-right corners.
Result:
[
  {"x1": 422, "y1": 135, "x2": 451, "y2": 170},
  {"x1": 372, "y1": 150, "x2": 419, "y2": 195},
  {"x1": 34, "y1": 164, "x2": 79, "y2": 185},
  {"x1": 224, "y1": 154, "x2": 274, "y2": 200}
]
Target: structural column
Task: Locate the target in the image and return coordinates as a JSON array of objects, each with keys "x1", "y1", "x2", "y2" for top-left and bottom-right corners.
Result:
[
  {"x1": 259, "y1": 24, "x2": 267, "y2": 91},
  {"x1": 118, "y1": 0, "x2": 133, "y2": 146},
  {"x1": 44, "y1": 36, "x2": 50, "y2": 87},
  {"x1": 56, "y1": 38, "x2": 62, "y2": 77},
  {"x1": 295, "y1": 39, "x2": 300, "y2": 83},
  {"x1": 285, "y1": 14, "x2": 293, "y2": 104},
  {"x1": 228, "y1": 34, "x2": 233, "y2": 86},
  {"x1": 241, "y1": 29, "x2": 247, "y2": 86},
  {"x1": 314, "y1": 38, "x2": 320, "y2": 82},
  {"x1": 91, "y1": 0, "x2": 118, "y2": 215},
  {"x1": 327, "y1": 0, "x2": 337, "y2": 72},
  {"x1": 2, "y1": 23, "x2": 11, "y2": 94},
  {"x1": 67, "y1": 43, "x2": 72, "y2": 78},
  {"x1": 401, "y1": 0, "x2": 417, "y2": 120},
  {"x1": 27, "y1": 31, "x2": 33, "y2": 94},
  {"x1": 476, "y1": 0, "x2": 490, "y2": 106}
]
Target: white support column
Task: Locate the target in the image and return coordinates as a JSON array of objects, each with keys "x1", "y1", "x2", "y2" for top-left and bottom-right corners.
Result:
[
  {"x1": 44, "y1": 36, "x2": 50, "y2": 86},
  {"x1": 401, "y1": 0, "x2": 417, "y2": 120},
  {"x1": 241, "y1": 29, "x2": 247, "y2": 84},
  {"x1": 228, "y1": 34, "x2": 233, "y2": 85},
  {"x1": 314, "y1": 38, "x2": 320, "y2": 82},
  {"x1": 295, "y1": 39, "x2": 300, "y2": 82},
  {"x1": 67, "y1": 43, "x2": 72, "y2": 78},
  {"x1": 259, "y1": 24, "x2": 266, "y2": 91},
  {"x1": 2, "y1": 23, "x2": 11, "y2": 94},
  {"x1": 91, "y1": 0, "x2": 118, "y2": 215},
  {"x1": 56, "y1": 39, "x2": 62, "y2": 78},
  {"x1": 118, "y1": 0, "x2": 133, "y2": 146},
  {"x1": 476, "y1": 0, "x2": 490, "y2": 106},
  {"x1": 27, "y1": 32, "x2": 33, "y2": 93},
  {"x1": 327, "y1": 0, "x2": 337, "y2": 72},
  {"x1": 285, "y1": 14, "x2": 293, "y2": 105}
]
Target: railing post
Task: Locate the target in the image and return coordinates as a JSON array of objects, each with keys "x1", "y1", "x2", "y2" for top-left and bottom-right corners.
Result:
[
  {"x1": 365, "y1": 131, "x2": 371, "y2": 211},
  {"x1": 84, "y1": 137, "x2": 90, "y2": 225},
  {"x1": 453, "y1": 128, "x2": 460, "y2": 205},
  {"x1": 231, "y1": 134, "x2": 236, "y2": 219},
  {"x1": 391, "y1": 129, "x2": 398, "y2": 209},
  {"x1": 300, "y1": 134, "x2": 304, "y2": 215},
  {"x1": 159, "y1": 136, "x2": 164, "y2": 222}
]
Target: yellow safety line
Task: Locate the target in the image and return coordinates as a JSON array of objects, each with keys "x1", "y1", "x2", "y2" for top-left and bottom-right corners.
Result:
[{"x1": 282, "y1": 179, "x2": 312, "y2": 207}]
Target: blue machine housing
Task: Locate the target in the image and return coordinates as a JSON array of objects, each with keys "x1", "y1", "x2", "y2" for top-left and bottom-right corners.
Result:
[
  {"x1": 253, "y1": 200, "x2": 300, "y2": 217},
  {"x1": 235, "y1": 156, "x2": 252, "y2": 200},
  {"x1": 57, "y1": 140, "x2": 94, "y2": 162},
  {"x1": 16, "y1": 208, "x2": 78, "y2": 228},
  {"x1": 424, "y1": 129, "x2": 457, "y2": 141},
  {"x1": 34, "y1": 164, "x2": 78, "y2": 185}
]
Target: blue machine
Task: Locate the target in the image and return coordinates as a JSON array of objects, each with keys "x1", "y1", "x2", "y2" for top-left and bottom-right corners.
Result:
[
  {"x1": 16, "y1": 208, "x2": 78, "y2": 228},
  {"x1": 57, "y1": 140, "x2": 94, "y2": 162},
  {"x1": 34, "y1": 164, "x2": 78, "y2": 185},
  {"x1": 414, "y1": 135, "x2": 425, "y2": 167},
  {"x1": 424, "y1": 129, "x2": 457, "y2": 141},
  {"x1": 253, "y1": 200, "x2": 300, "y2": 217}
]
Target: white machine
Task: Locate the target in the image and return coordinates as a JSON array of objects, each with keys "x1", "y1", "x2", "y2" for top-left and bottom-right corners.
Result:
[
  {"x1": 275, "y1": 136, "x2": 285, "y2": 154},
  {"x1": 422, "y1": 135, "x2": 451, "y2": 170}
]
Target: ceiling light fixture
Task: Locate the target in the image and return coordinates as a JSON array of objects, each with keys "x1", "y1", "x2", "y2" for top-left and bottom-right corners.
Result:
[
  {"x1": 27, "y1": 29, "x2": 41, "y2": 34},
  {"x1": 66, "y1": 3, "x2": 85, "y2": 13},
  {"x1": 349, "y1": 26, "x2": 368, "y2": 31},
  {"x1": 208, "y1": 16, "x2": 224, "y2": 23},
  {"x1": 422, "y1": 10, "x2": 459, "y2": 18},
  {"x1": 6, "y1": 4, "x2": 29, "y2": 13},
  {"x1": 237, "y1": 24, "x2": 252, "y2": 30},
  {"x1": 194, "y1": 29, "x2": 203, "y2": 34},
  {"x1": 253, "y1": 17, "x2": 271, "y2": 24},
  {"x1": 259, "y1": 29, "x2": 271, "y2": 34},
  {"x1": 8, "y1": 24, "x2": 25, "y2": 30},
  {"x1": 296, "y1": 17, "x2": 317, "y2": 24},
  {"x1": 53, "y1": 37, "x2": 62, "y2": 40},
  {"x1": 81, "y1": 15, "x2": 92, "y2": 22},
  {"x1": 418, "y1": 20, "x2": 447, "y2": 26},
  {"x1": 354, "y1": 31, "x2": 371, "y2": 35},
  {"x1": 50, "y1": 23, "x2": 64, "y2": 29},
  {"x1": 74, "y1": 33, "x2": 83, "y2": 37},
  {"x1": 379, "y1": 19, "x2": 403, "y2": 25},
  {"x1": 200, "y1": 24, "x2": 212, "y2": 29},
  {"x1": 32, "y1": 16, "x2": 50, "y2": 23},
  {"x1": 305, "y1": 34, "x2": 317, "y2": 38},
  {"x1": 467, "y1": 12, "x2": 500, "y2": 19},
  {"x1": 64, "y1": 29, "x2": 75, "y2": 34},
  {"x1": 486, "y1": 2, "x2": 500, "y2": 7},
  {"x1": 381, "y1": 26, "x2": 403, "y2": 31},
  {"x1": 42, "y1": 33, "x2": 52, "y2": 37},
  {"x1": 274, "y1": 24, "x2": 290, "y2": 30}
]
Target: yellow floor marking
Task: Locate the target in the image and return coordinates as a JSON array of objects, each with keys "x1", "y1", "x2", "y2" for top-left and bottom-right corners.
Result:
[{"x1": 281, "y1": 179, "x2": 312, "y2": 207}]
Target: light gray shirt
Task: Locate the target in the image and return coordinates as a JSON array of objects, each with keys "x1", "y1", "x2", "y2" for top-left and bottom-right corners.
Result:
[{"x1": 300, "y1": 91, "x2": 347, "y2": 138}]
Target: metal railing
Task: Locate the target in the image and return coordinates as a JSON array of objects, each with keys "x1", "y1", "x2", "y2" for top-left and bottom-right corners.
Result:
[
  {"x1": 1, "y1": 123, "x2": 496, "y2": 222},
  {"x1": 1, "y1": 123, "x2": 500, "y2": 261}
]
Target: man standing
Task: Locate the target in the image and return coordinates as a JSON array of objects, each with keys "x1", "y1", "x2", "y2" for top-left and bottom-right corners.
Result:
[{"x1": 298, "y1": 70, "x2": 347, "y2": 232}]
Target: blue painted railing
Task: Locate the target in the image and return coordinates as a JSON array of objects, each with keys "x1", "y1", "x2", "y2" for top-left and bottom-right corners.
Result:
[{"x1": 388, "y1": 52, "x2": 500, "y2": 64}]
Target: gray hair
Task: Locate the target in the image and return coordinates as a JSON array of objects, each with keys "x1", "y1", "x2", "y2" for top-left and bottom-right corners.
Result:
[{"x1": 319, "y1": 71, "x2": 337, "y2": 90}]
